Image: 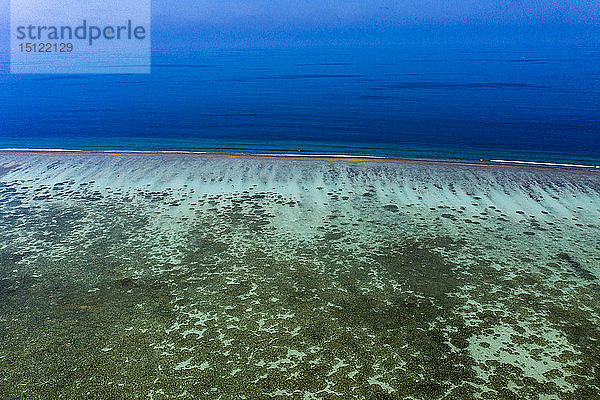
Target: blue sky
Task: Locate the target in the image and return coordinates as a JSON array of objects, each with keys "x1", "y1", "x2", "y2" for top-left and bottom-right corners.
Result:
[
  {"x1": 2, "y1": 0, "x2": 599, "y2": 27},
  {"x1": 152, "y1": 0, "x2": 598, "y2": 26},
  {"x1": 148, "y1": 0, "x2": 600, "y2": 48}
]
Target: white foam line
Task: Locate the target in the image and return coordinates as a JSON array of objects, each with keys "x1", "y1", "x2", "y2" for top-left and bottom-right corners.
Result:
[{"x1": 490, "y1": 159, "x2": 600, "y2": 169}]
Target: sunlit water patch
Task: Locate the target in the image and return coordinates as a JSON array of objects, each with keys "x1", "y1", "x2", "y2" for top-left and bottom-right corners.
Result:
[{"x1": 0, "y1": 153, "x2": 599, "y2": 399}]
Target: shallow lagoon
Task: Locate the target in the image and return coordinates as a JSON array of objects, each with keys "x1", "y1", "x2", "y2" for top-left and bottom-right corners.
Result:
[{"x1": 0, "y1": 152, "x2": 599, "y2": 399}]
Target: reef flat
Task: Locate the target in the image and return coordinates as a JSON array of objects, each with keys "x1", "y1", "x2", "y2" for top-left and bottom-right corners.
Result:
[{"x1": 0, "y1": 152, "x2": 599, "y2": 399}]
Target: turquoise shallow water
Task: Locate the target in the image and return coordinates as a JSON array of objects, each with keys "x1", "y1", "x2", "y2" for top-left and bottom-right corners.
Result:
[{"x1": 0, "y1": 153, "x2": 599, "y2": 399}]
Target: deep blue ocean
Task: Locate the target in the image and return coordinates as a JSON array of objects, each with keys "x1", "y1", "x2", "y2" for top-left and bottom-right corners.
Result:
[{"x1": 1, "y1": 30, "x2": 599, "y2": 163}]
